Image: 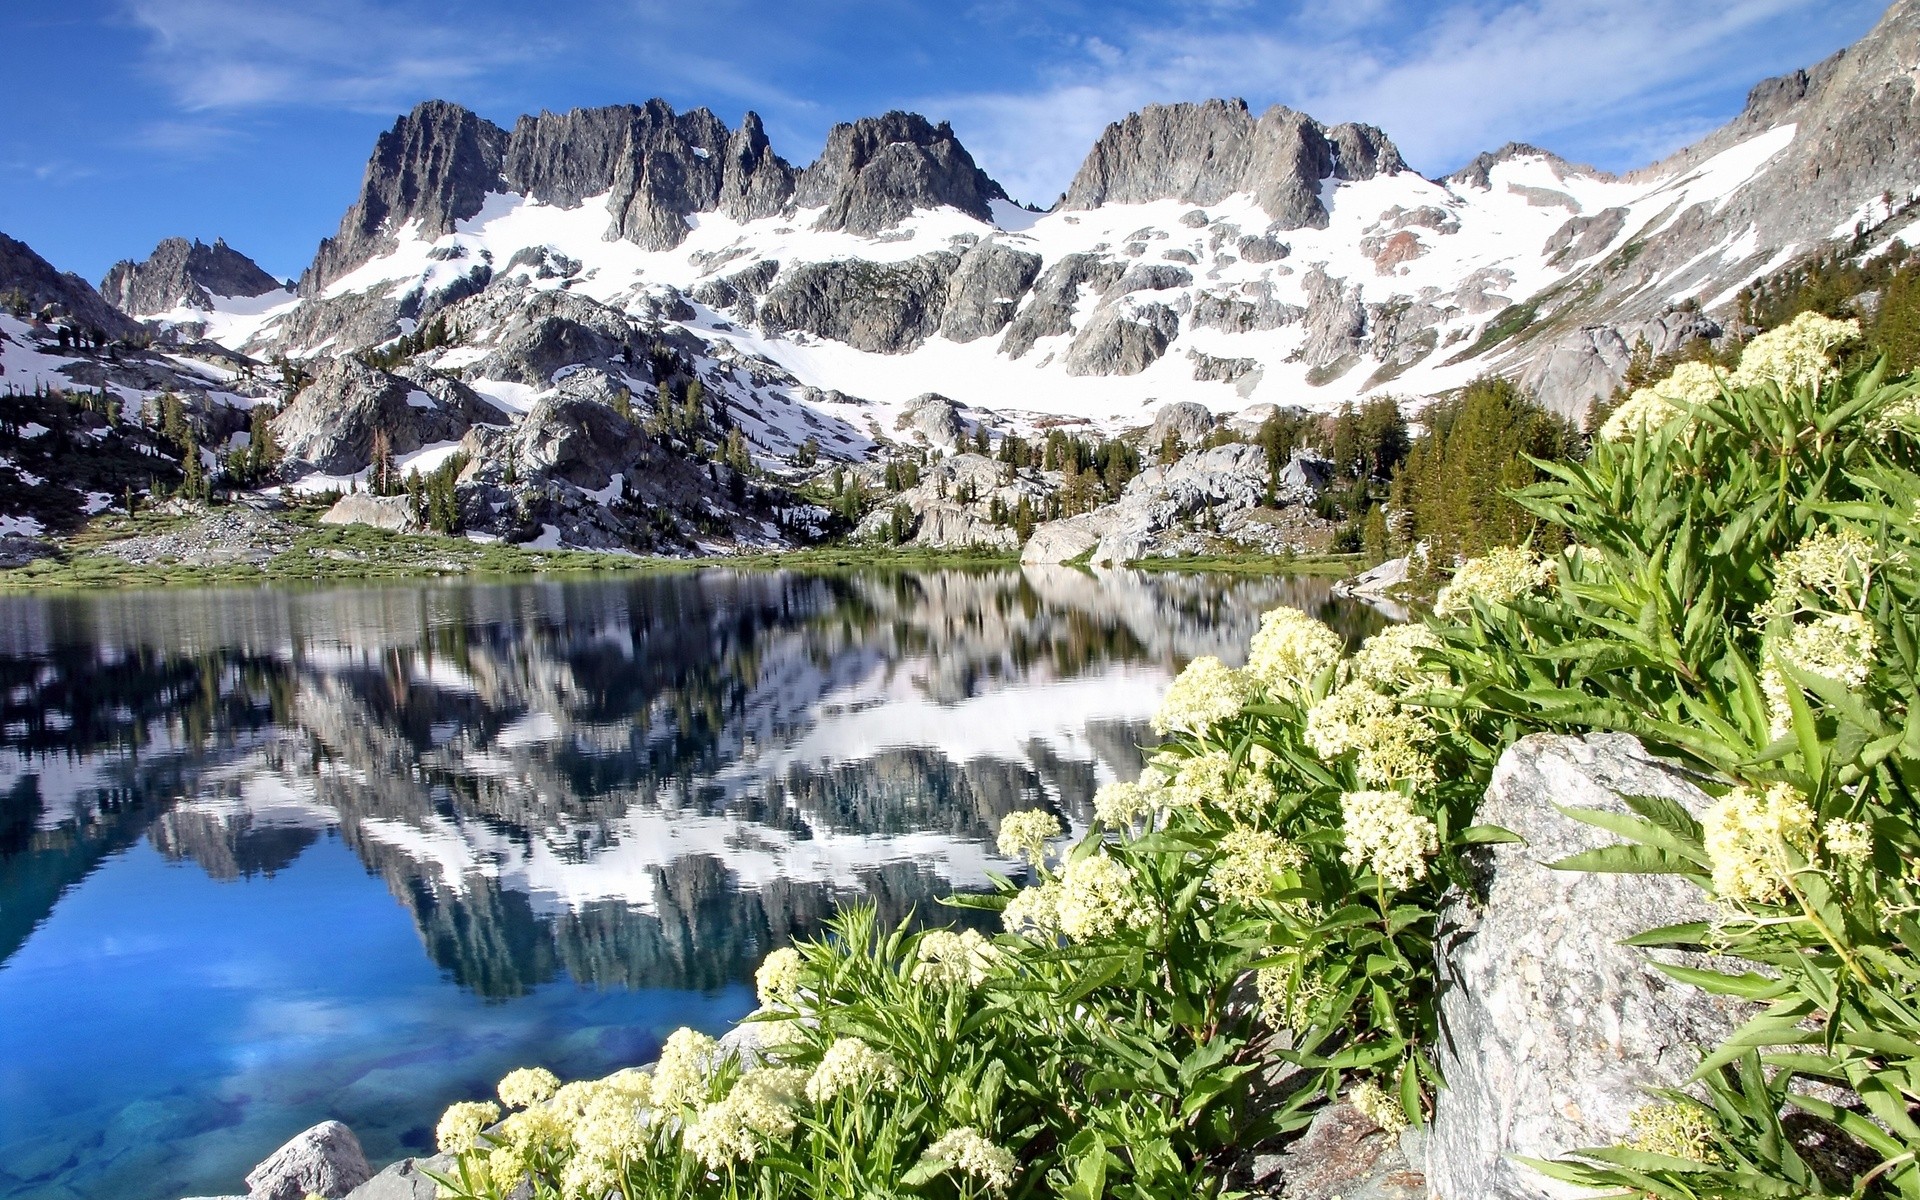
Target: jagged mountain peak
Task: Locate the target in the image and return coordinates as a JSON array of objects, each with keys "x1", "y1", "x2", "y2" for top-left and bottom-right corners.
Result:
[
  {"x1": 795, "y1": 110, "x2": 1009, "y2": 234},
  {"x1": 100, "y1": 236, "x2": 283, "y2": 317},
  {"x1": 300, "y1": 100, "x2": 508, "y2": 297},
  {"x1": 1061, "y1": 99, "x2": 1406, "y2": 230}
]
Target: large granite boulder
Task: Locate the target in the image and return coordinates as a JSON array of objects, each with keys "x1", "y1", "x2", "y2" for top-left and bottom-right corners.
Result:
[
  {"x1": 319, "y1": 493, "x2": 422, "y2": 533},
  {"x1": 272, "y1": 358, "x2": 509, "y2": 476},
  {"x1": 244, "y1": 1121, "x2": 373, "y2": 1200},
  {"x1": 1427, "y1": 733, "x2": 1749, "y2": 1200},
  {"x1": 342, "y1": 1155, "x2": 448, "y2": 1200},
  {"x1": 894, "y1": 393, "x2": 970, "y2": 451},
  {"x1": 1145, "y1": 402, "x2": 1214, "y2": 452}
]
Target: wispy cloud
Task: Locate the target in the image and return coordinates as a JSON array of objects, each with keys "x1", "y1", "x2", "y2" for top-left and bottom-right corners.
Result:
[
  {"x1": 926, "y1": 0, "x2": 1884, "y2": 204},
  {"x1": 122, "y1": 0, "x2": 547, "y2": 115}
]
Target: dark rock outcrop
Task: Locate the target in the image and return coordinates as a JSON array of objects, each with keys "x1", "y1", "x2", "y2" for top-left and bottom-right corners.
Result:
[
  {"x1": 999, "y1": 253, "x2": 1126, "y2": 359},
  {"x1": 1064, "y1": 301, "x2": 1180, "y2": 376},
  {"x1": 794, "y1": 112, "x2": 1008, "y2": 235},
  {"x1": 940, "y1": 240, "x2": 1042, "y2": 343},
  {"x1": 757, "y1": 253, "x2": 959, "y2": 353},
  {"x1": 100, "y1": 237, "x2": 282, "y2": 316},
  {"x1": 1062, "y1": 99, "x2": 1405, "y2": 229},
  {"x1": 0, "y1": 232, "x2": 141, "y2": 339}
]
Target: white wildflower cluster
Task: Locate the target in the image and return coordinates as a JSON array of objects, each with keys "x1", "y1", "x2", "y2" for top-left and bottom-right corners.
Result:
[
  {"x1": 1600, "y1": 360, "x2": 1727, "y2": 442},
  {"x1": 1824, "y1": 818, "x2": 1874, "y2": 864},
  {"x1": 649, "y1": 1027, "x2": 718, "y2": 1110},
  {"x1": 1058, "y1": 854, "x2": 1157, "y2": 941},
  {"x1": 489, "y1": 1105, "x2": 571, "y2": 1193},
  {"x1": 498, "y1": 1066, "x2": 560, "y2": 1111},
  {"x1": 804, "y1": 1036, "x2": 903, "y2": 1104},
  {"x1": 1760, "y1": 611, "x2": 1878, "y2": 735},
  {"x1": 1729, "y1": 311, "x2": 1860, "y2": 395},
  {"x1": 913, "y1": 928, "x2": 999, "y2": 988},
  {"x1": 1305, "y1": 683, "x2": 1438, "y2": 791},
  {"x1": 1348, "y1": 623, "x2": 1443, "y2": 694},
  {"x1": 436, "y1": 1100, "x2": 502, "y2": 1153},
  {"x1": 1433, "y1": 546, "x2": 1555, "y2": 617},
  {"x1": 1757, "y1": 528, "x2": 1878, "y2": 622},
  {"x1": 1339, "y1": 790, "x2": 1440, "y2": 889},
  {"x1": 1160, "y1": 750, "x2": 1281, "y2": 822},
  {"x1": 1628, "y1": 1102, "x2": 1720, "y2": 1164},
  {"x1": 1702, "y1": 781, "x2": 1815, "y2": 904},
  {"x1": 996, "y1": 809, "x2": 1063, "y2": 868},
  {"x1": 753, "y1": 946, "x2": 804, "y2": 1006},
  {"x1": 1244, "y1": 607, "x2": 1344, "y2": 698},
  {"x1": 1207, "y1": 827, "x2": 1306, "y2": 904},
  {"x1": 918, "y1": 1127, "x2": 1018, "y2": 1194},
  {"x1": 1093, "y1": 778, "x2": 1160, "y2": 827},
  {"x1": 1002, "y1": 853, "x2": 1157, "y2": 942},
  {"x1": 1151, "y1": 656, "x2": 1257, "y2": 735},
  {"x1": 1348, "y1": 1079, "x2": 1409, "y2": 1135},
  {"x1": 683, "y1": 1068, "x2": 804, "y2": 1168},
  {"x1": 570, "y1": 1085, "x2": 648, "y2": 1165},
  {"x1": 1255, "y1": 955, "x2": 1328, "y2": 1030}
]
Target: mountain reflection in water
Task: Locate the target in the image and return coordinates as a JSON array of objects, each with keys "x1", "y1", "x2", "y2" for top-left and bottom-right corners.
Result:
[{"x1": 0, "y1": 566, "x2": 1386, "y2": 1200}]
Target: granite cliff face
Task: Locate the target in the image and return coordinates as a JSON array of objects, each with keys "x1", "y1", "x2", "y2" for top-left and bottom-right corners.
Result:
[{"x1": 1061, "y1": 99, "x2": 1406, "y2": 229}]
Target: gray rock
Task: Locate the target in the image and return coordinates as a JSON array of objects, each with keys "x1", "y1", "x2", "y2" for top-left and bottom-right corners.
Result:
[
  {"x1": 1542, "y1": 207, "x2": 1628, "y2": 265},
  {"x1": 319, "y1": 493, "x2": 423, "y2": 533},
  {"x1": 759, "y1": 253, "x2": 958, "y2": 353},
  {"x1": 0, "y1": 535, "x2": 58, "y2": 569},
  {"x1": 940, "y1": 240, "x2": 1042, "y2": 343},
  {"x1": 1145, "y1": 401, "x2": 1215, "y2": 450},
  {"x1": 460, "y1": 287, "x2": 652, "y2": 386},
  {"x1": 1188, "y1": 349, "x2": 1262, "y2": 391},
  {"x1": 1237, "y1": 234, "x2": 1291, "y2": 263},
  {"x1": 1296, "y1": 268, "x2": 1368, "y2": 370},
  {"x1": 794, "y1": 112, "x2": 1007, "y2": 235},
  {"x1": 894, "y1": 393, "x2": 970, "y2": 451},
  {"x1": 1063, "y1": 301, "x2": 1180, "y2": 376},
  {"x1": 1332, "y1": 554, "x2": 1411, "y2": 599},
  {"x1": 273, "y1": 358, "x2": 508, "y2": 476},
  {"x1": 101, "y1": 237, "x2": 283, "y2": 316},
  {"x1": 244, "y1": 1120, "x2": 373, "y2": 1200},
  {"x1": 999, "y1": 253, "x2": 1126, "y2": 359},
  {"x1": 1191, "y1": 281, "x2": 1303, "y2": 333},
  {"x1": 1260, "y1": 1100, "x2": 1426, "y2": 1200},
  {"x1": 342, "y1": 1156, "x2": 449, "y2": 1200},
  {"x1": 1106, "y1": 262, "x2": 1192, "y2": 298},
  {"x1": 1062, "y1": 99, "x2": 1405, "y2": 229},
  {"x1": 1427, "y1": 733, "x2": 1750, "y2": 1200}
]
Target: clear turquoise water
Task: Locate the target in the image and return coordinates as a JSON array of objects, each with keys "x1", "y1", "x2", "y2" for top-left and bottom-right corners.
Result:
[{"x1": 0, "y1": 569, "x2": 1384, "y2": 1200}]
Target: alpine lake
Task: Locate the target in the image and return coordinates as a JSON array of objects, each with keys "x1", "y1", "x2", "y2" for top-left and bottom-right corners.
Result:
[{"x1": 0, "y1": 567, "x2": 1389, "y2": 1200}]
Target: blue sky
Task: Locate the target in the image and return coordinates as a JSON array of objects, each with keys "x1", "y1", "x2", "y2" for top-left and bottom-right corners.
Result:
[{"x1": 1, "y1": 0, "x2": 1892, "y2": 283}]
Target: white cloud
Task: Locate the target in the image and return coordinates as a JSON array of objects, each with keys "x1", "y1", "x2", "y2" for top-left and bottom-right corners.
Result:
[
  {"x1": 123, "y1": 0, "x2": 546, "y2": 115},
  {"x1": 926, "y1": 0, "x2": 1883, "y2": 204}
]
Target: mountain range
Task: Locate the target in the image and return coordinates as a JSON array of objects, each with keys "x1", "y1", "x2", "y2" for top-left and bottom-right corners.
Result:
[{"x1": 4, "y1": 0, "x2": 1920, "y2": 556}]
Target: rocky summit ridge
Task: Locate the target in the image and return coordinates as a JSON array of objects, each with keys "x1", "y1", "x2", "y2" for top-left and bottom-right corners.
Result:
[{"x1": 7, "y1": 0, "x2": 1920, "y2": 556}]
